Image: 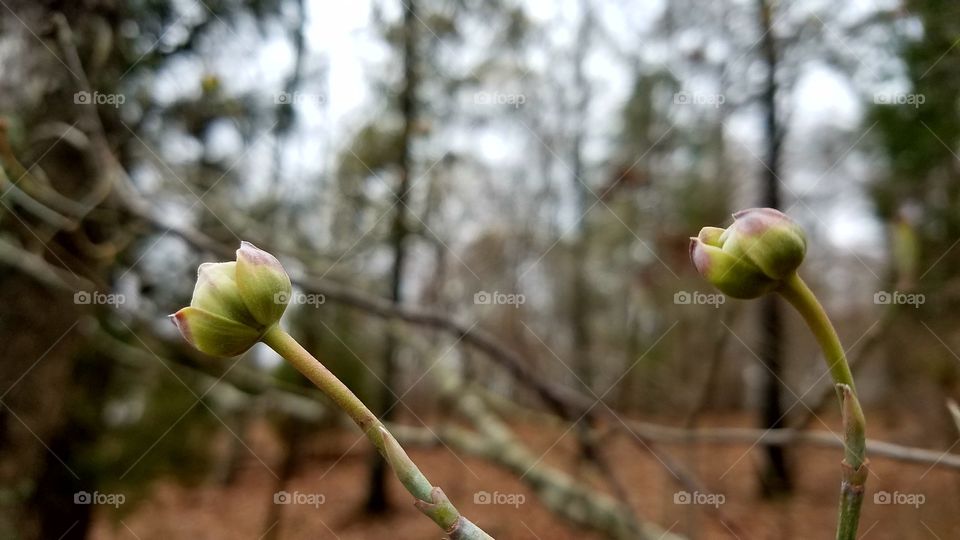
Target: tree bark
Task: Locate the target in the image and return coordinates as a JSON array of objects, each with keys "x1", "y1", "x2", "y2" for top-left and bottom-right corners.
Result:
[
  {"x1": 366, "y1": 0, "x2": 419, "y2": 513},
  {"x1": 756, "y1": 0, "x2": 793, "y2": 496}
]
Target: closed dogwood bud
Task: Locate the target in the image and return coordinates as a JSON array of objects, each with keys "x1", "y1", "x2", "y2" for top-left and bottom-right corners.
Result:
[
  {"x1": 171, "y1": 242, "x2": 292, "y2": 357},
  {"x1": 689, "y1": 208, "x2": 807, "y2": 299}
]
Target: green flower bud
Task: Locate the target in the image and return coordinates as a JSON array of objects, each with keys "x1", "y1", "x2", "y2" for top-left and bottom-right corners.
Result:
[
  {"x1": 689, "y1": 208, "x2": 807, "y2": 299},
  {"x1": 235, "y1": 241, "x2": 292, "y2": 326},
  {"x1": 171, "y1": 242, "x2": 292, "y2": 357}
]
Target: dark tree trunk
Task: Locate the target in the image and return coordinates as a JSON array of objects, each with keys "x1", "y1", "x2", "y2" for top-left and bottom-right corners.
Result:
[
  {"x1": 366, "y1": 0, "x2": 418, "y2": 514},
  {"x1": 262, "y1": 429, "x2": 304, "y2": 540},
  {"x1": 1, "y1": 275, "x2": 86, "y2": 539},
  {"x1": 569, "y1": 0, "x2": 594, "y2": 393},
  {"x1": 757, "y1": 0, "x2": 793, "y2": 496},
  {"x1": 32, "y1": 350, "x2": 113, "y2": 540}
]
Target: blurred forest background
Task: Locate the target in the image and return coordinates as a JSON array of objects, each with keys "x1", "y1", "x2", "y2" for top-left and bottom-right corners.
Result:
[{"x1": 1, "y1": 0, "x2": 959, "y2": 538}]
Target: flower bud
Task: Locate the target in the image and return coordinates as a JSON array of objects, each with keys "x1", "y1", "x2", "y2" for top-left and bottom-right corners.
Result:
[
  {"x1": 689, "y1": 208, "x2": 806, "y2": 299},
  {"x1": 171, "y1": 242, "x2": 292, "y2": 357}
]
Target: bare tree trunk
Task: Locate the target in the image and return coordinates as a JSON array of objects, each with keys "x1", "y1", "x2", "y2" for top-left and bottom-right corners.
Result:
[
  {"x1": 270, "y1": 0, "x2": 306, "y2": 191},
  {"x1": 569, "y1": 0, "x2": 594, "y2": 393},
  {"x1": 366, "y1": 0, "x2": 419, "y2": 513},
  {"x1": 262, "y1": 430, "x2": 304, "y2": 540},
  {"x1": 0, "y1": 269, "x2": 93, "y2": 540},
  {"x1": 756, "y1": 0, "x2": 792, "y2": 496}
]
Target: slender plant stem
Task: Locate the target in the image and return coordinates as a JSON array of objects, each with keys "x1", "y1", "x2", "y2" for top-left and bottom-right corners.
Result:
[
  {"x1": 777, "y1": 272, "x2": 867, "y2": 540},
  {"x1": 261, "y1": 325, "x2": 494, "y2": 539},
  {"x1": 777, "y1": 274, "x2": 855, "y2": 391}
]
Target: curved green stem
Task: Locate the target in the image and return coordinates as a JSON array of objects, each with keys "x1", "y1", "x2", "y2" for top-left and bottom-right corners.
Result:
[
  {"x1": 777, "y1": 273, "x2": 867, "y2": 540},
  {"x1": 261, "y1": 326, "x2": 493, "y2": 539},
  {"x1": 777, "y1": 273, "x2": 855, "y2": 392}
]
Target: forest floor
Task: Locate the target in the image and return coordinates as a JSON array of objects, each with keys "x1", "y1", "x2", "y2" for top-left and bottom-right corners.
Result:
[{"x1": 92, "y1": 409, "x2": 959, "y2": 540}]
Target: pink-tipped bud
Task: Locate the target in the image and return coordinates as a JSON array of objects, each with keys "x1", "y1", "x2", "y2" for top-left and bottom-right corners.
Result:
[
  {"x1": 689, "y1": 208, "x2": 807, "y2": 299},
  {"x1": 235, "y1": 241, "x2": 292, "y2": 326},
  {"x1": 170, "y1": 242, "x2": 292, "y2": 357}
]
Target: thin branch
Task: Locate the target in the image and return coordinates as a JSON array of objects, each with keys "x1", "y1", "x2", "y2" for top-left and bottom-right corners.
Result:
[
  {"x1": 0, "y1": 164, "x2": 76, "y2": 230},
  {"x1": 52, "y1": 14, "x2": 118, "y2": 214},
  {"x1": 623, "y1": 419, "x2": 960, "y2": 470},
  {"x1": 0, "y1": 235, "x2": 94, "y2": 292}
]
